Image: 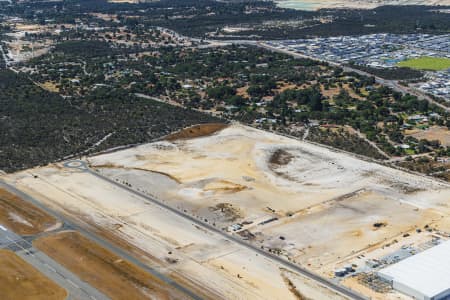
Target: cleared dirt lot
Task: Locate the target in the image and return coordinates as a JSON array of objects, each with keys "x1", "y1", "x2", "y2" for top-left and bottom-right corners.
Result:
[
  {"x1": 0, "y1": 188, "x2": 59, "y2": 235},
  {"x1": 0, "y1": 249, "x2": 67, "y2": 300},
  {"x1": 5, "y1": 124, "x2": 450, "y2": 299},
  {"x1": 87, "y1": 124, "x2": 450, "y2": 274},
  {"x1": 406, "y1": 126, "x2": 450, "y2": 147},
  {"x1": 34, "y1": 231, "x2": 188, "y2": 300},
  {"x1": 262, "y1": 190, "x2": 438, "y2": 270},
  {"x1": 5, "y1": 168, "x2": 346, "y2": 299}
]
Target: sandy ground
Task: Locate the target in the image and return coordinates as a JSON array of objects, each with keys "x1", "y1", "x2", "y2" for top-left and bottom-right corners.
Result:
[
  {"x1": 275, "y1": 0, "x2": 450, "y2": 10},
  {"x1": 4, "y1": 165, "x2": 346, "y2": 300},
  {"x1": 0, "y1": 249, "x2": 67, "y2": 300},
  {"x1": 86, "y1": 124, "x2": 450, "y2": 273},
  {"x1": 40, "y1": 81, "x2": 60, "y2": 93},
  {"x1": 34, "y1": 231, "x2": 187, "y2": 300},
  {"x1": 0, "y1": 188, "x2": 59, "y2": 235},
  {"x1": 406, "y1": 126, "x2": 450, "y2": 147},
  {"x1": 262, "y1": 190, "x2": 439, "y2": 270},
  {"x1": 5, "y1": 124, "x2": 450, "y2": 299},
  {"x1": 341, "y1": 276, "x2": 410, "y2": 300}
]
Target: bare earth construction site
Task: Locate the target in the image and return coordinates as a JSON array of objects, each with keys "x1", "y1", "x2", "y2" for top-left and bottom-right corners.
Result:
[{"x1": 3, "y1": 123, "x2": 450, "y2": 299}]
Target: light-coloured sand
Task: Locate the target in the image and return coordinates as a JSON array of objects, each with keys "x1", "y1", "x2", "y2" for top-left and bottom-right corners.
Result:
[
  {"x1": 406, "y1": 126, "x2": 450, "y2": 147},
  {"x1": 5, "y1": 124, "x2": 450, "y2": 299},
  {"x1": 4, "y1": 165, "x2": 346, "y2": 299},
  {"x1": 86, "y1": 124, "x2": 450, "y2": 273}
]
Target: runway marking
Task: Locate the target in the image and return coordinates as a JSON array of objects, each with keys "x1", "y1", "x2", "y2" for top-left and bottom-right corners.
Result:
[{"x1": 67, "y1": 279, "x2": 80, "y2": 289}]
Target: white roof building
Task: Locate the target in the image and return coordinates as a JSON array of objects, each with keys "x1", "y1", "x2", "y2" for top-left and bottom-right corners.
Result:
[{"x1": 378, "y1": 240, "x2": 450, "y2": 300}]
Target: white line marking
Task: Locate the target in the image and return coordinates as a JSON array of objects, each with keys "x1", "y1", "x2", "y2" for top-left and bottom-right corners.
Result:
[{"x1": 67, "y1": 279, "x2": 80, "y2": 289}]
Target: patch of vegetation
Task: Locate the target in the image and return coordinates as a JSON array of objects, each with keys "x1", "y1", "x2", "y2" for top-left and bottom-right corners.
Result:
[
  {"x1": 397, "y1": 56, "x2": 450, "y2": 71},
  {"x1": 54, "y1": 40, "x2": 118, "y2": 58},
  {"x1": 306, "y1": 127, "x2": 388, "y2": 160},
  {"x1": 269, "y1": 149, "x2": 294, "y2": 166},
  {"x1": 3, "y1": 1, "x2": 450, "y2": 40},
  {"x1": 348, "y1": 63, "x2": 424, "y2": 80},
  {"x1": 397, "y1": 155, "x2": 450, "y2": 181},
  {"x1": 0, "y1": 70, "x2": 222, "y2": 172},
  {"x1": 23, "y1": 42, "x2": 450, "y2": 160}
]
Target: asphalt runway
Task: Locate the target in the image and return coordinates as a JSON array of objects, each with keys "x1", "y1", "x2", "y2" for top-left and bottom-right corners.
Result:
[
  {"x1": 0, "y1": 223, "x2": 110, "y2": 300},
  {"x1": 0, "y1": 180, "x2": 201, "y2": 300}
]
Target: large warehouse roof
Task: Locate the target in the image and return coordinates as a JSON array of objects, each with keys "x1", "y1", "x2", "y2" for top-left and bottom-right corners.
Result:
[{"x1": 378, "y1": 240, "x2": 450, "y2": 299}]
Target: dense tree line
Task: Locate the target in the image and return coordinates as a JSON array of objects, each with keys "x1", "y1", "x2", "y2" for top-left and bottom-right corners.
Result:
[
  {"x1": 22, "y1": 40, "x2": 449, "y2": 159},
  {"x1": 348, "y1": 63, "x2": 424, "y2": 80},
  {"x1": 1, "y1": 0, "x2": 449, "y2": 39},
  {"x1": 245, "y1": 5, "x2": 450, "y2": 39},
  {"x1": 0, "y1": 70, "x2": 222, "y2": 172},
  {"x1": 306, "y1": 127, "x2": 387, "y2": 160}
]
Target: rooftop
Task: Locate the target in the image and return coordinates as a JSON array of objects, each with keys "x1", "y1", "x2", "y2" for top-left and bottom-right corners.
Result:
[{"x1": 378, "y1": 240, "x2": 450, "y2": 298}]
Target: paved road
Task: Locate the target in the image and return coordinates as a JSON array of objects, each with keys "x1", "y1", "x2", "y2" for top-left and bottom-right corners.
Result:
[
  {"x1": 0, "y1": 180, "x2": 201, "y2": 300},
  {"x1": 0, "y1": 224, "x2": 110, "y2": 300},
  {"x1": 2, "y1": 161, "x2": 367, "y2": 300},
  {"x1": 78, "y1": 161, "x2": 367, "y2": 300},
  {"x1": 0, "y1": 224, "x2": 22, "y2": 246},
  {"x1": 222, "y1": 40, "x2": 450, "y2": 112}
]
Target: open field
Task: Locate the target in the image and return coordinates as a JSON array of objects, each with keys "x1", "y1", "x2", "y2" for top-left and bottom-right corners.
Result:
[
  {"x1": 0, "y1": 188, "x2": 59, "y2": 235},
  {"x1": 34, "y1": 231, "x2": 187, "y2": 300},
  {"x1": 86, "y1": 125, "x2": 450, "y2": 272},
  {"x1": 405, "y1": 126, "x2": 450, "y2": 147},
  {"x1": 0, "y1": 249, "x2": 67, "y2": 300},
  {"x1": 397, "y1": 56, "x2": 450, "y2": 71},
  {"x1": 5, "y1": 124, "x2": 450, "y2": 299},
  {"x1": 3, "y1": 147, "x2": 348, "y2": 299}
]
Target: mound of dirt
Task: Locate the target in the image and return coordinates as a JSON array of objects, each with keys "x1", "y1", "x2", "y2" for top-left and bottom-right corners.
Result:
[
  {"x1": 269, "y1": 149, "x2": 294, "y2": 166},
  {"x1": 165, "y1": 123, "x2": 228, "y2": 141},
  {"x1": 209, "y1": 203, "x2": 242, "y2": 221},
  {"x1": 203, "y1": 180, "x2": 247, "y2": 193}
]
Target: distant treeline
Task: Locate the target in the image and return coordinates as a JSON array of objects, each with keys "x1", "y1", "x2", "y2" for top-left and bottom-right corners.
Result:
[
  {"x1": 216, "y1": 5, "x2": 450, "y2": 39},
  {"x1": 348, "y1": 63, "x2": 424, "y2": 80},
  {"x1": 2, "y1": 0, "x2": 449, "y2": 39}
]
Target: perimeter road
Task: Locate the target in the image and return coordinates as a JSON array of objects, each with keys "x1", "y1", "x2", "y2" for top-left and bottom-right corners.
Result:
[{"x1": 81, "y1": 161, "x2": 367, "y2": 300}]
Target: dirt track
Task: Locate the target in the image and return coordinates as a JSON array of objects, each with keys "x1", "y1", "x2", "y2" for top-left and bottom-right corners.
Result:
[
  {"x1": 34, "y1": 231, "x2": 189, "y2": 300},
  {"x1": 0, "y1": 188, "x2": 58, "y2": 235},
  {"x1": 0, "y1": 249, "x2": 67, "y2": 300}
]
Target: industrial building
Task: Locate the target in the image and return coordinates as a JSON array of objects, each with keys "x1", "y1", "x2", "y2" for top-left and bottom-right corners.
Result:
[{"x1": 378, "y1": 240, "x2": 450, "y2": 300}]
